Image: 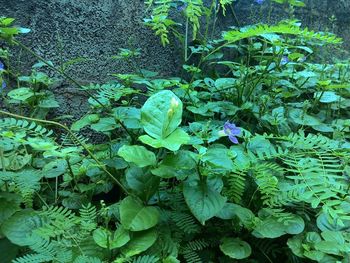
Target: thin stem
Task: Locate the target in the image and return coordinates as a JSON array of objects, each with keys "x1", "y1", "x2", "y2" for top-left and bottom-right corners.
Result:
[
  {"x1": 13, "y1": 40, "x2": 105, "y2": 108},
  {"x1": 185, "y1": 17, "x2": 189, "y2": 61},
  {"x1": 0, "y1": 110, "x2": 130, "y2": 195},
  {"x1": 14, "y1": 40, "x2": 136, "y2": 142}
]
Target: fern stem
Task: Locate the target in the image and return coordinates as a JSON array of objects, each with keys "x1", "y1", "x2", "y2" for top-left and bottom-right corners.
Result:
[
  {"x1": 0, "y1": 110, "x2": 130, "y2": 195},
  {"x1": 185, "y1": 16, "x2": 189, "y2": 61},
  {"x1": 0, "y1": 148, "x2": 5, "y2": 172}
]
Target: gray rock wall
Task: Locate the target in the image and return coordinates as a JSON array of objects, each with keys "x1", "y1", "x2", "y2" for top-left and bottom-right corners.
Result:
[
  {"x1": 1, "y1": 0, "x2": 349, "y2": 118},
  {"x1": 1, "y1": 0, "x2": 180, "y2": 82}
]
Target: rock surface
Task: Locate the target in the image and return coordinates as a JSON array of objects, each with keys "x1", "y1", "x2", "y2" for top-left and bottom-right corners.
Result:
[{"x1": 1, "y1": 0, "x2": 349, "y2": 117}]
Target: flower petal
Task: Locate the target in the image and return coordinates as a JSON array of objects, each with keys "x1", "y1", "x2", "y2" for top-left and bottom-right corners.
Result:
[{"x1": 229, "y1": 135, "x2": 239, "y2": 144}]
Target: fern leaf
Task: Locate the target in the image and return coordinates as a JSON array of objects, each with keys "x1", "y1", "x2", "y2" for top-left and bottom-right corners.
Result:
[{"x1": 12, "y1": 254, "x2": 53, "y2": 263}]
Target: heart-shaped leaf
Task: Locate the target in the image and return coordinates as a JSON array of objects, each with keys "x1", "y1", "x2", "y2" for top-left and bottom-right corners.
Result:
[
  {"x1": 118, "y1": 145, "x2": 156, "y2": 167},
  {"x1": 120, "y1": 196, "x2": 159, "y2": 231},
  {"x1": 141, "y1": 90, "x2": 183, "y2": 139},
  {"x1": 220, "y1": 238, "x2": 251, "y2": 259},
  {"x1": 183, "y1": 180, "x2": 226, "y2": 225}
]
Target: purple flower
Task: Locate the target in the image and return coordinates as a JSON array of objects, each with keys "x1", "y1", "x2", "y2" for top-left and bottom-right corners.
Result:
[
  {"x1": 1, "y1": 80, "x2": 6, "y2": 89},
  {"x1": 255, "y1": 0, "x2": 264, "y2": 4},
  {"x1": 0, "y1": 61, "x2": 4, "y2": 72},
  {"x1": 223, "y1": 121, "x2": 241, "y2": 144},
  {"x1": 280, "y1": 55, "x2": 289, "y2": 65},
  {"x1": 177, "y1": 2, "x2": 187, "y2": 11}
]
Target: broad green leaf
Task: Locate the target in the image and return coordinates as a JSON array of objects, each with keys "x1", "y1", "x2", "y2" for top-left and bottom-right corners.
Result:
[
  {"x1": 215, "y1": 203, "x2": 256, "y2": 228},
  {"x1": 141, "y1": 90, "x2": 183, "y2": 139},
  {"x1": 7, "y1": 87, "x2": 34, "y2": 101},
  {"x1": 253, "y1": 215, "x2": 305, "y2": 238},
  {"x1": 315, "y1": 91, "x2": 341, "y2": 103},
  {"x1": 0, "y1": 193, "x2": 21, "y2": 224},
  {"x1": 201, "y1": 146, "x2": 234, "y2": 170},
  {"x1": 71, "y1": 114, "x2": 99, "y2": 131},
  {"x1": 113, "y1": 107, "x2": 141, "y2": 129},
  {"x1": 121, "y1": 228, "x2": 158, "y2": 257},
  {"x1": 118, "y1": 145, "x2": 156, "y2": 167},
  {"x1": 0, "y1": 238, "x2": 18, "y2": 263},
  {"x1": 183, "y1": 180, "x2": 226, "y2": 225},
  {"x1": 220, "y1": 238, "x2": 251, "y2": 259},
  {"x1": 139, "y1": 128, "x2": 190, "y2": 151},
  {"x1": 287, "y1": 235, "x2": 304, "y2": 258},
  {"x1": 289, "y1": 108, "x2": 321, "y2": 126},
  {"x1": 110, "y1": 227, "x2": 131, "y2": 249},
  {"x1": 1, "y1": 210, "x2": 43, "y2": 246},
  {"x1": 151, "y1": 150, "x2": 196, "y2": 179},
  {"x1": 93, "y1": 227, "x2": 130, "y2": 249},
  {"x1": 120, "y1": 196, "x2": 159, "y2": 231},
  {"x1": 93, "y1": 228, "x2": 111, "y2": 248},
  {"x1": 90, "y1": 117, "x2": 118, "y2": 132},
  {"x1": 126, "y1": 166, "x2": 160, "y2": 201}
]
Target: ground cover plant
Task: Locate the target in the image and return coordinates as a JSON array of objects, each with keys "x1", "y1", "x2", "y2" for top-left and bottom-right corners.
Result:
[{"x1": 1, "y1": 0, "x2": 350, "y2": 262}]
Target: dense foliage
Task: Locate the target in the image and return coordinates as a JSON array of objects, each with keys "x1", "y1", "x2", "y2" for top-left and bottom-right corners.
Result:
[{"x1": 1, "y1": 1, "x2": 350, "y2": 262}]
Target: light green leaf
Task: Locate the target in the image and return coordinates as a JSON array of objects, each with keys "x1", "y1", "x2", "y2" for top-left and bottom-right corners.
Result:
[
  {"x1": 139, "y1": 128, "x2": 190, "y2": 151},
  {"x1": 220, "y1": 238, "x2": 251, "y2": 259},
  {"x1": 201, "y1": 147, "x2": 234, "y2": 170},
  {"x1": 93, "y1": 228, "x2": 111, "y2": 248},
  {"x1": 287, "y1": 235, "x2": 304, "y2": 258},
  {"x1": 289, "y1": 108, "x2": 321, "y2": 126},
  {"x1": 7, "y1": 87, "x2": 34, "y2": 101},
  {"x1": 315, "y1": 91, "x2": 341, "y2": 103},
  {"x1": 93, "y1": 227, "x2": 130, "y2": 249},
  {"x1": 71, "y1": 114, "x2": 100, "y2": 131},
  {"x1": 1, "y1": 210, "x2": 43, "y2": 246},
  {"x1": 121, "y1": 229, "x2": 158, "y2": 257},
  {"x1": 0, "y1": 193, "x2": 22, "y2": 224},
  {"x1": 183, "y1": 180, "x2": 226, "y2": 225},
  {"x1": 126, "y1": 166, "x2": 160, "y2": 201},
  {"x1": 120, "y1": 196, "x2": 160, "y2": 231},
  {"x1": 151, "y1": 150, "x2": 196, "y2": 179},
  {"x1": 141, "y1": 90, "x2": 183, "y2": 139},
  {"x1": 91, "y1": 117, "x2": 118, "y2": 132},
  {"x1": 215, "y1": 203, "x2": 256, "y2": 228},
  {"x1": 118, "y1": 145, "x2": 156, "y2": 167},
  {"x1": 253, "y1": 215, "x2": 304, "y2": 238}
]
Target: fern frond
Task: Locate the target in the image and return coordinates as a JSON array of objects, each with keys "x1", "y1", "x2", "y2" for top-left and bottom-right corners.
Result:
[
  {"x1": 219, "y1": 0, "x2": 234, "y2": 16},
  {"x1": 144, "y1": 0, "x2": 173, "y2": 46},
  {"x1": 280, "y1": 131, "x2": 341, "y2": 151},
  {"x1": 12, "y1": 254, "x2": 53, "y2": 263},
  {"x1": 79, "y1": 203, "x2": 97, "y2": 233},
  {"x1": 0, "y1": 118, "x2": 53, "y2": 137},
  {"x1": 224, "y1": 166, "x2": 247, "y2": 203},
  {"x1": 171, "y1": 211, "x2": 201, "y2": 234},
  {"x1": 0, "y1": 170, "x2": 42, "y2": 207},
  {"x1": 34, "y1": 206, "x2": 79, "y2": 240},
  {"x1": 133, "y1": 255, "x2": 160, "y2": 263},
  {"x1": 223, "y1": 21, "x2": 342, "y2": 45},
  {"x1": 73, "y1": 255, "x2": 102, "y2": 263},
  {"x1": 184, "y1": 0, "x2": 203, "y2": 39},
  {"x1": 253, "y1": 162, "x2": 284, "y2": 207}
]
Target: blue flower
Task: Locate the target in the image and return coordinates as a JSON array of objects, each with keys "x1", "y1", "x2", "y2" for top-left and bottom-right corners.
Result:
[
  {"x1": 280, "y1": 55, "x2": 289, "y2": 65},
  {"x1": 255, "y1": 0, "x2": 264, "y2": 4},
  {"x1": 222, "y1": 121, "x2": 241, "y2": 144},
  {"x1": 0, "y1": 61, "x2": 5, "y2": 89},
  {"x1": 177, "y1": 2, "x2": 187, "y2": 11}
]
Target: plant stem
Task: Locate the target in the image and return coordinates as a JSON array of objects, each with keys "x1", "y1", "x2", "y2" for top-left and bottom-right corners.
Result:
[
  {"x1": 0, "y1": 110, "x2": 130, "y2": 195},
  {"x1": 13, "y1": 40, "x2": 105, "y2": 108}
]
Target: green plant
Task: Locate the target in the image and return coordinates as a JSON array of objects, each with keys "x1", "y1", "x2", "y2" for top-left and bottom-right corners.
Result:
[{"x1": 1, "y1": 1, "x2": 350, "y2": 261}]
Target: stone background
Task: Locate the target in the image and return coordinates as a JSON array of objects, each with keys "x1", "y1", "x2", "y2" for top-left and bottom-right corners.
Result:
[{"x1": 1, "y1": 0, "x2": 349, "y2": 117}]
